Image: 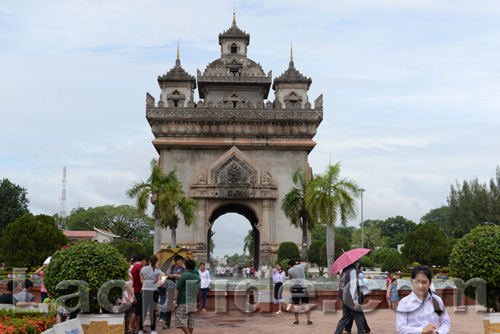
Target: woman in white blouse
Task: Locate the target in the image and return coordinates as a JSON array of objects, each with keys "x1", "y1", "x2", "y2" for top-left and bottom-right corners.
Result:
[
  {"x1": 199, "y1": 262, "x2": 211, "y2": 312},
  {"x1": 272, "y1": 263, "x2": 287, "y2": 314},
  {"x1": 396, "y1": 266, "x2": 451, "y2": 334}
]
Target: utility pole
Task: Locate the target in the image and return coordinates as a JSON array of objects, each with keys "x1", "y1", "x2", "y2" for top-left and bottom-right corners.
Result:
[
  {"x1": 58, "y1": 166, "x2": 67, "y2": 229},
  {"x1": 361, "y1": 188, "x2": 365, "y2": 248}
]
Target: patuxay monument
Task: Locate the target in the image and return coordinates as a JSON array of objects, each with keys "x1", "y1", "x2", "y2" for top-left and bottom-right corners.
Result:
[{"x1": 145, "y1": 15, "x2": 323, "y2": 267}]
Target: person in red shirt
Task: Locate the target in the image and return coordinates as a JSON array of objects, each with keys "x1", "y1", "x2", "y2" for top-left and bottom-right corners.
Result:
[{"x1": 129, "y1": 254, "x2": 146, "y2": 334}]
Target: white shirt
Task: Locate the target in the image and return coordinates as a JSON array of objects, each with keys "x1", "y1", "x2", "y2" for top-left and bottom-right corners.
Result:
[
  {"x1": 199, "y1": 270, "x2": 211, "y2": 289},
  {"x1": 272, "y1": 270, "x2": 285, "y2": 284},
  {"x1": 396, "y1": 291, "x2": 450, "y2": 334}
]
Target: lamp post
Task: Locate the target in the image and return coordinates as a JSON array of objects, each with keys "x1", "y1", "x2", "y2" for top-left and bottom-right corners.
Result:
[{"x1": 360, "y1": 188, "x2": 365, "y2": 249}]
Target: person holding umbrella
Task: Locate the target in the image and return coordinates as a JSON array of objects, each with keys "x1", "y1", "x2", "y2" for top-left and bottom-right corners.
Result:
[
  {"x1": 330, "y1": 248, "x2": 371, "y2": 334},
  {"x1": 334, "y1": 260, "x2": 367, "y2": 334}
]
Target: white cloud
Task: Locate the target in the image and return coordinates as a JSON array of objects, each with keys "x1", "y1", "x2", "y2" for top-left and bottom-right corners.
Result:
[{"x1": 1, "y1": 0, "x2": 500, "y2": 255}]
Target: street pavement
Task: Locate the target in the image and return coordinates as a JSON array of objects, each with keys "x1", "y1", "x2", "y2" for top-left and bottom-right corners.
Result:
[{"x1": 147, "y1": 305, "x2": 485, "y2": 333}]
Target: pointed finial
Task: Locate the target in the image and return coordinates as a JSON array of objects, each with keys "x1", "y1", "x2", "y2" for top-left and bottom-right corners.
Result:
[
  {"x1": 175, "y1": 40, "x2": 181, "y2": 67},
  {"x1": 233, "y1": 3, "x2": 236, "y2": 25},
  {"x1": 290, "y1": 42, "x2": 293, "y2": 61}
]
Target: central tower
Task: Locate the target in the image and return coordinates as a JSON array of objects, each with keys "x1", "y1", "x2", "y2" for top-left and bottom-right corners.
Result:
[{"x1": 146, "y1": 16, "x2": 323, "y2": 267}]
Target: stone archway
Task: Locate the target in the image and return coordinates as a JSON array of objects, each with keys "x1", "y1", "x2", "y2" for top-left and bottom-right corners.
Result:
[
  {"x1": 207, "y1": 203, "x2": 260, "y2": 267},
  {"x1": 145, "y1": 19, "x2": 323, "y2": 265}
]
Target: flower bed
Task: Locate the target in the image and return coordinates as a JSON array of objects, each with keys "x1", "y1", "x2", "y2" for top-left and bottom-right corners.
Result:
[{"x1": 0, "y1": 309, "x2": 56, "y2": 334}]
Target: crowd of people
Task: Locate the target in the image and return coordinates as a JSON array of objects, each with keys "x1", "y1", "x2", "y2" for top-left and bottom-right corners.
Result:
[{"x1": 0, "y1": 257, "x2": 452, "y2": 334}]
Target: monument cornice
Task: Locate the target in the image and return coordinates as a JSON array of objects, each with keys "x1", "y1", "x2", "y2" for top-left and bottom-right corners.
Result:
[{"x1": 146, "y1": 107, "x2": 323, "y2": 123}]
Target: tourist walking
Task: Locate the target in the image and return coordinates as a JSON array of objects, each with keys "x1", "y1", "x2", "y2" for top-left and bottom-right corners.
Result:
[
  {"x1": 287, "y1": 260, "x2": 312, "y2": 325},
  {"x1": 198, "y1": 262, "x2": 211, "y2": 312},
  {"x1": 386, "y1": 271, "x2": 395, "y2": 308},
  {"x1": 158, "y1": 255, "x2": 185, "y2": 330},
  {"x1": 334, "y1": 261, "x2": 366, "y2": 334},
  {"x1": 272, "y1": 263, "x2": 287, "y2": 314},
  {"x1": 344, "y1": 269, "x2": 371, "y2": 334},
  {"x1": 396, "y1": 265, "x2": 450, "y2": 334},
  {"x1": 140, "y1": 255, "x2": 163, "y2": 334},
  {"x1": 173, "y1": 259, "x2": 201, "y2": 334},
  {"x1": 390, "y1": 278, "x2": 400, "y2": 310},
  {"x1": 130, "y1": 254, "x2": 146, "y2": 334}
]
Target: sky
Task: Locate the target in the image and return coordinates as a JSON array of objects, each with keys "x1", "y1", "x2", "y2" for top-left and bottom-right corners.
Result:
[{"x1": 1, "y1": 0, "x2": 499, "y2": 257}]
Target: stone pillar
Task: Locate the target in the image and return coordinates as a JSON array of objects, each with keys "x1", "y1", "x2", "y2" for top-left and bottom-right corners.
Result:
[
  {"x1": 259, "y1": 199, "x2": 276, "y2": 264},
  {"x1": 193, "y1": 199, "x2": 208, "y2": 262}
]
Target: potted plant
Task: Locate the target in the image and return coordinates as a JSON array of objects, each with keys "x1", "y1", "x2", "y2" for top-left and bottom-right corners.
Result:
[
  {"x1": 44, "y1": 241, "x2": 129, "y2": 332},
  {"x1": 449, "y1": 225, "x2": 500, "y2": 332}
]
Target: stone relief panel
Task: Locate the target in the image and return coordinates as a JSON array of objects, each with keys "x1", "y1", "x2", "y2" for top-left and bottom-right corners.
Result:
[
  {"x1": 189, "y1": 147, "x2": 278, "y2": 199},
  {"x1": 213, "y1": 155, "x2": 256, "y2": 186}
]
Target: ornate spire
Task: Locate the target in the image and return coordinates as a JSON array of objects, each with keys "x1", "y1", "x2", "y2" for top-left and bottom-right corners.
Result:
[
  {"x1": 233, "y1": 3, "x2": 236, "y2": 25},
  {"x1": 158, "y1": 42, "x2": 196, "y2": 88},
  {"x1": 219, "y1": 7, "x2": 250, "y2": 46},
  {"x1": 175, "y1": 40, "x2": 180, "y2": 67},
  {"x1": 289, "y1": 42, "x2": 294, "y2": 69}
]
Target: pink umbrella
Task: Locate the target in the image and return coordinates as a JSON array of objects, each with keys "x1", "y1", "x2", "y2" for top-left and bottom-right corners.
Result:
[{"x1": 329, "y1": 248, "x2": 371, "y2": 275}]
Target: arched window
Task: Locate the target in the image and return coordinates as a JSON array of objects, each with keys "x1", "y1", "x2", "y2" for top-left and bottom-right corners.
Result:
[{"x1": 231, "y1": 43, "x2": 237, "y2": 54}]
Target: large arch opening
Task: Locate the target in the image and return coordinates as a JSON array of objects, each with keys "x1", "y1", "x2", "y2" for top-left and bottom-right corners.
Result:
[{"x1": 207, "y1": 203, "x2": 260, "y2": 270}]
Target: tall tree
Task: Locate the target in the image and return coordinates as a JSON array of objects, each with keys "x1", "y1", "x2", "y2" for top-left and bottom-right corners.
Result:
[
  {"x1": 127, "y1": 158, "x2": 197, "y2": 253},
  {"x1": 0, "y1": 179, "x2": 30, "y2": 234},
  {"x1": 65, "y1": 205, "x2": 154, "y2": 241},
  {"x1": 0, "y1": 214, "x2": 68, "y2": 268},
  {"x1": 307, "y1": 163, "x2": 360, "y2": 276},
  {"x1": 243, "y1": 229, "x2": 254, "y2": 258},
  {"x1": 420, "y1": 206, "x2": 449, "y2": 237},
  {"x1": 401, "y1": 222, "x2": 451, "y2": 266},
  {"x1": 281, "y1": 167, "x2": 314, "y2": 262}
]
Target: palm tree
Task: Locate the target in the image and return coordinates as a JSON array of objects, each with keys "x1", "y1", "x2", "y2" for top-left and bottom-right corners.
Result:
[
  {"x1": 127, "y1": 158, "x2": 197, "y2": 253},
  {"x1": 281, "y1": 167, "x2": 315, "y2": 262},
  {"x1": 307, "y1": 162, "x2": 360, "y2": 276},
  {"x1": 243, "y1": 229, "x2": 254, "y2": 258}
]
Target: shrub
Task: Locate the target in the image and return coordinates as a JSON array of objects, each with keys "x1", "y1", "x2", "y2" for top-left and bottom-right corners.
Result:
[
  {"x1": 277, "y1": 242, "x2": 301, "y2": 263},
  {"x1": 44, "y1": 240, "x2": 129, "y2": 313},
  {"x1": 308, "y1": 240, "x2": 327, "y2": 275},
  {"x1": 334, "y1": 235, "x2": 352, "y2": 260},
  {"x1": 411, "y1": 262, "x2": 420, "y2": 267},
  {"x1": 279, "y1": 258, "x2": 291, "y2": 275},
  {"x1": 381, "y1": 254, "x2": 403, "y2": 272},
  {"x1": 450, "y1": 225, "x2": 500, "y2": 312},
  {"x1": 360, "y1": 256, "x2": 372, "y2": 268},
  {"x1": 372, "y1": 247, "x2": 400, "y2": 265},
  {"x1": 113, "y1": 241, "x2": 144, "y2": 258}
]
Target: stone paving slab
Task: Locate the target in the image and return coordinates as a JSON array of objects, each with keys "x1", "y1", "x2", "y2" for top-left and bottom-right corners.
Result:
[{"x1": 147, "y1": 306, "x2": 485, "y2": 333}]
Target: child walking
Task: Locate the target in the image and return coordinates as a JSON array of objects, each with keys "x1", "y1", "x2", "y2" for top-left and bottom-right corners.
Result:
[{"x1": 390, "y1": 278, "x2": 400, "y2": 310}]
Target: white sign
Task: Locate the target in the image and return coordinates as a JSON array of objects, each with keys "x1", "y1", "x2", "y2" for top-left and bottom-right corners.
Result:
[{"x1": 49, "y1": 319, "x2": 84, "y2": 334}]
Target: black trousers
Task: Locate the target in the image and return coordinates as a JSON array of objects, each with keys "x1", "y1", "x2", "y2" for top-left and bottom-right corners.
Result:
[
  {"x1": 344, "y1": 310, "x2": 370, "y2": 333},
  {"x1": 334, "y1": 303, "x2": 366, "y2": 334}
]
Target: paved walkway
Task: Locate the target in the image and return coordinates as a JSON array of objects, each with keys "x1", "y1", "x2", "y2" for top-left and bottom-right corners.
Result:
[{"x1": 148, "y1": 306, "x2": 485, "y2": 333}]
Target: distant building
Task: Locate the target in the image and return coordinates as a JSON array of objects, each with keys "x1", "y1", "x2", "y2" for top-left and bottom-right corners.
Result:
[{"x1": 62, "y1": 227, "x2": 120, "y2": 243}]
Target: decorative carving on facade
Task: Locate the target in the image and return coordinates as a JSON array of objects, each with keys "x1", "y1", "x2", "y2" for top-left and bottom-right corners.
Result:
[{"x1": 189, "y1": 147, "x2": 278, "y2": 200}]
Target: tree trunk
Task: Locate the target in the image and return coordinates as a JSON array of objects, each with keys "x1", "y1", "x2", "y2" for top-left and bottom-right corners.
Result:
[
  {"x1": 171, "y1": 228, "x2": 177, "y2": 248},
  {"x1": 302, "y1": 223, "x2": 308, "y2": 262},
  {"x1": 326, "y1": 224, "x2": 335, "y2": 277},
  {"x1": 153, "y1": 211, "x2": 161, "y2": 254}
]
